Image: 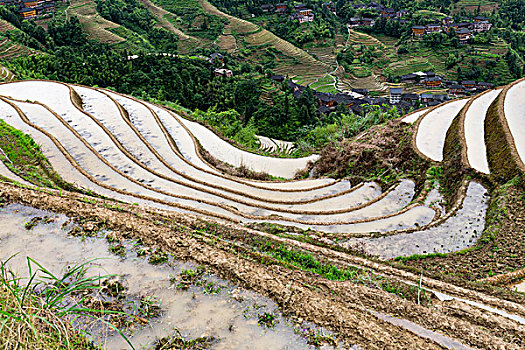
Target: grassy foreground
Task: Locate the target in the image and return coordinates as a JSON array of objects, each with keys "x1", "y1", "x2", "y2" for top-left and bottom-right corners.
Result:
[{"x1": 0, "y1": 258, "x2": 105, "y2": 349}]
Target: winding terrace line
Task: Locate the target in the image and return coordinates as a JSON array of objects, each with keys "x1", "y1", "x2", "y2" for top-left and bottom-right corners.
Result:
[
  {"x1": 0, "y1": 97, "x2": 239, "y2": 222},
  {"x1": 459, "y1": 88, "x2": 502, "y2": 174},
  {"x1": 102, "y1": 86, "x2": 340, "y2": 192},
  {"x1": 414, "y1": 98, "x2": 470, "y2": 162},
  {"x1": 86, "y1": 85, "x2": 379, "y2": 208},
  {"x1": 66, "y1": 84, "x2": 431, "y2": 220},
  {"x1": 0, "y1": 85, "x2": 435, "y2": 229},
  {"x1": 500, "y1": 77, "x2": 525, "y2": 172}
]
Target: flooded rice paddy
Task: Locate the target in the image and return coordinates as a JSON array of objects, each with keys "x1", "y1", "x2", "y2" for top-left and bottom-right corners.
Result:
[
  {"x1": 345, "y1": 182, "x2": 489, "y2": 259},
  {"x1": 0, "y1": 203, "x2": 338, "y2": 349}
]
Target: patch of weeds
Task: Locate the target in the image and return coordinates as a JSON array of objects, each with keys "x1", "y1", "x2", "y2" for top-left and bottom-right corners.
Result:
[
  {"x1": 304, "y1": 329, "x2": 337, "y2": 347},
  {"x1": 24, "y1": 216, "x2": 45, "y2": 230},
  {"x1": 257, "y1": 312, "x2": 277, "y2": 328},
  {"x1": 137, "y1": 295, "x2": 162, "y2": 320},
  {"x1": 149, "y1": 249, "x2": 170, "y2": 265},
  {"x1": 109, "y1": 244, "x2": 126, "y2": 258},
  {"x1": 257, "y1": 241, "x2": 365, "y2": 281},
  {"x1": 0, "y1": 256, "x2": 133, "y2": 348},
  {"x1": 101, "y1": 279, "x2": 127, "y2": 299},
  {"x1": 154, "y1": 329, "x2": 216, "y2": 349},
  {"x1": 175, "y1": 267, "x2": 205, "y2": 290},
  {"x1": 203, "y1": 281, "x2": 222, "y2": 295}
]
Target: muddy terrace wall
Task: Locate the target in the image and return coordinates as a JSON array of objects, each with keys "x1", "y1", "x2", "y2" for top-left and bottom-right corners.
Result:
[
  {"x1": 485, "y1": 88, "x2": 523, "y2": 183},
  {"x1": 441, "y1": 101, "x2": 478, "y2": 206}
]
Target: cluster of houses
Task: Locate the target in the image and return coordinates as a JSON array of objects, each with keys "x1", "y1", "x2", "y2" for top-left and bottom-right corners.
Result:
[
  {"x1": 272, "y1": 74, "x2": 495, "y2": 116},
  {"x1": 260, "y1": 3, "x2": 317, "y2": 23},
  {"x1": 345, "y1": 2, "x2": 492, "y2": 44},
  {"x1": 280, "y1": 76, "x2": 427, "y2": 116},
  {"x1": 348, "y1": 2, "x2": 410, "y2": 28},
  {"x1": 412, "y1": 16, "x2": 492, "y2": 44},
  {"x1": 398, "y1": 70, "x2": 495, "y2": 96},
  {"x1": 0, "y1": 0, "x2": 56, "y2": 20}
]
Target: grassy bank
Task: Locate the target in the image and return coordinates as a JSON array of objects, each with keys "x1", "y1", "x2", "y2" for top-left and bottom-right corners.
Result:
[{"x1": 0, "y1": 119, "x2": 76, "y2": 190}]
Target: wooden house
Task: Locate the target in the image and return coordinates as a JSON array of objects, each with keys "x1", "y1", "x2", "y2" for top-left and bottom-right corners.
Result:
[
  {"x1": 22, "y1": 0, "x2": 38, "y2": 8},
  {"x1": 456, "y1": 28, "x2": 472, "y2": 44},
  {"x1": 19, "y1": 7, "x2": 36, "y2": 19},
  {"x1": 412, "y1": 26, "x2": 426, "y2": 37},
  {"x1": 425, "y1": 76, "x2": 442, "y2": 87},
  {"x1": 275, "y1": 3, "x2": 287, "y2": 12},
  {"x1": 448, "y1": 84, "x2": 466, "y2": 96}
]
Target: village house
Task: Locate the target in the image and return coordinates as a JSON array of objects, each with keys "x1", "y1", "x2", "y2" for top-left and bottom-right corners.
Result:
[
  {"x1": 335, "y1": 93, "x2": 355, "y2": 108},
  {"x1": 361, "y1": 18, "x2": 375, "y2": 27},
  {"x1": 389, "y1": 88, "x2": 402, "y2": 104},
  {"x1": 473, "y1": 20, "x2": 492, "y2": 32},
  {"x1": 316, "y1": 92, "x2": 337, "y2": 108},
  {"x1": 348, "y1": 17, "x2": 361, "y2": 28},
  {"x1": 275, "y1": 3, "x2": 287, "y2": 13},
  {"x1": 210, "y1": 52, "x2": 224, "y2": 64},
  {"x1": 401, "y1": 74, "x2": 418, "y2": 84},
  {"x1": 21, "y1": 0, "x2": 38, "y2": 8},
  {"x1": 462, "y1": 80, "x2": 476, "y2": 90},
  {"x1": 261, "y1": 4, "x2": 274, "y2": 13},
  {"x1": 474, "y1": 16, "x2": 488, "y2": 22},
  {"x1": 477, "y1": 82, "x2": 495, "y2": 91},
  {"x1": 443, "y1": 80, "x2": 458, "y2": 87},
  {"x1": 401, "y1": 93, "x2": 419, "y2": 104},
  {"x1": 449, "y1": 84, "x2": 466, "y2": 96},
  {"x1": 425, "y1": 76, "x2": 442, "y2": 88},
  {"x1": 213, "y1": 68, "x2": 233, "y2": 78},
  {"x1": 456, "y1": 28, "x2": 473, "y2": 44},
  {"x1": 19, "y1": 7, "x2": 36, "y2": 19},
  {"x1": 412, "y1": 26, "x2": 426, "y2": 38},
  {"x1": 420, "y1": 93, "x2": 435, "y2": 104},
  {"x1": 381, "y1": 8, "x2": 396, "y2": 18},
  {"x1": 426, "y1": 23, "x2": 442, "y2": 33},
  {"x1": 291, "y1": 9, "x2": 314, "y2": 23}
]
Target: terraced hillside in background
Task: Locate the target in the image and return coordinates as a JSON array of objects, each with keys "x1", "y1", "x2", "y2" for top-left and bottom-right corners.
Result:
[
  {"x1": 0, "y1": 79, "x2": 524, "y2": 349},
  {"x1": 67, "y1": 0, "x2": 126, "y2": 44}
]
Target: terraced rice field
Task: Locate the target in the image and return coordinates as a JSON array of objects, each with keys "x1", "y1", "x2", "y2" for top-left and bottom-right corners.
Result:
[
  {"x1": 404, "y1": 79, "x2": 525, "y2": 179},
  {"x1": 67, "y1": 0, "x2": 125, "y2": 44},
  {"x1": 0, "y1": 79, "x2": 484, "y2": 246},
  {"x1": 1, "y1": 80, "x2": 525, "y2": 350},
  {"x1": 0, "y1": 80, "x2": 521, "y2": 250},
  {"x1": 256, "y1": 135, "x2": 294, "y2": 154}
]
